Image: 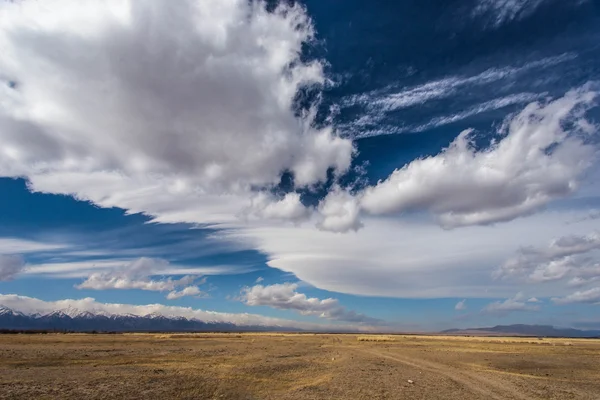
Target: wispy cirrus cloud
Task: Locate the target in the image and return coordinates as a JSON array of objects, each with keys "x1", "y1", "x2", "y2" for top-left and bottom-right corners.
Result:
[
  {"x1": 0, "y1": 238, "x2": 65, "y2": 254},
  {"x1": 472, "y1": 0, "x2": 548, "y2": 27},
  {"x1": 342, "y1": 53, "x2": 576, "y2": 139},
  {"x1": 472, "y1": 0, "x2": 589, "y2": 28}
]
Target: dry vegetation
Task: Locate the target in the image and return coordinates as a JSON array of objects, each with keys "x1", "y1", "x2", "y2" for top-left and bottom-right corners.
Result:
[{"x1": 1, "y1": 333, "x2": 600, "y2": 399}]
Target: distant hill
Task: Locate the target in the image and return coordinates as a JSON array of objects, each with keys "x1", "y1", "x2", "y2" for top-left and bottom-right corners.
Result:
[
  {"x1": 442, "y1": 324, "x2": 600, "y2": 338},
  {"x1": 0, "y1": 306, "x2": 297, "y2": 333}
]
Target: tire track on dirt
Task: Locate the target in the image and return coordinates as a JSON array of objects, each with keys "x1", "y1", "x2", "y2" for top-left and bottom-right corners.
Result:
[{"x1": 349, "y1": 346, "x2": 533, "y2": 400}]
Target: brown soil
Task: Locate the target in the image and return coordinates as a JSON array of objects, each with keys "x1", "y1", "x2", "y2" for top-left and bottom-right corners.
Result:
[{"x1": 0, "y1": 333, "x2": 599, "y2": 399}]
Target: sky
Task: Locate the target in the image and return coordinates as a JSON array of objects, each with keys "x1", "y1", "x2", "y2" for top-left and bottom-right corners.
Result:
[{"x1": 1, "y1": 0, "x2": 600, "y2": 332}]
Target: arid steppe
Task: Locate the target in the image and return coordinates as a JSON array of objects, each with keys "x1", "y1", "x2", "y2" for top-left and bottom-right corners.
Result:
[{"x1": 1, "y1": 333, "x2": 599, "y2": 399}]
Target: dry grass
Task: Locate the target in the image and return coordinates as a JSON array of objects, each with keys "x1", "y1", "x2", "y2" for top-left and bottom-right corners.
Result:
[
  {"x1": 1, "y1": 333, "x2": 599, "y2": 399},
  {"x1": 356, "y1": 335, "x2": 398, "y2": 342}
]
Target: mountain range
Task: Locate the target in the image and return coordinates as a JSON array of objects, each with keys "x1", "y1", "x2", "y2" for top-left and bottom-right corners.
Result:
[
  {"x1": 442, "y1": 324, "x2": 600, "y2": 338},
  {"x1": 0, "y1": 306, "x2": 296, "y2": 332},
  {"x1": 3, "y1": 306, "x2": 599, "y2": 337}
]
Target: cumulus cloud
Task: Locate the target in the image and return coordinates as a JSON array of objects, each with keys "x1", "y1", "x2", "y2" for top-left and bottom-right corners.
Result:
[
  {"x1": 495, "y1": 231, "x2": 600, "y2": 285},
  {"x1": 241, "y1": 192, "x2": 310, "y2": 223},
  {"x1": 455, "y1": 299, "x2": 467, "y2": 311},
  {"x1": 74, "y1": 257, "x2": 205, "y2": 299},
  {"x1": 0, "y1": 0, "x2": 353, "y2": 224},
  {"x1": 316, "y1": 186, "x2": 363, "y2": 233},
  {"x1": 166, "y1": 286, "x2": 204, "y2": 300},
  {"x1": 317, "y1": 88, "x2": 599, "y2": 233},
  {"x1": 0, "y1": 255, "x2": 26, "y2": 281},
  {"x1": 0, "y1": 293, "x2": 377, "y2": 331},
  {"x1": 360, "y1": 88, "x2": 598, "y2": 229},
  {"x1": 482, "y1": 293, "x2": 540, "y2": 315},
  {"x1": 240, "y1": 283, "x2": 382, "y2": 324},
  {"x1": 311, "y1": 86, "x2": 600, "y2": 234},
  {"x1": 77, "y1": 273, "x2": 200, "y2": 293},
  {"x1": 552, "y1": 287, "x2": 600, "y2": 305}
]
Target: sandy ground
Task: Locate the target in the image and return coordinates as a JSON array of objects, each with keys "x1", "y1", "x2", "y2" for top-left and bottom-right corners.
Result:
[{"x1": 0, "y1": 333, "x2": 599, "y2": 399}]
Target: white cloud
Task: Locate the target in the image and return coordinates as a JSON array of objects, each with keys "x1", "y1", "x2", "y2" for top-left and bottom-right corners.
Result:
[
  {"x1": 546, "y1": 232, "x2": 600, "y2": 257},
  {"x1": 227, "y1": 210, "x2": 600, "y2": 299},
  {"x1": 77, "y1": 274, "x2": 197, "y2": 292},
  {"x1": 0, "y1": 238, "x2": 65, "y2": 254},
  {"x1": 410, "y1": 93, "x2": 543, "y2": 133},
  {"x1": 0, "y1": 254, "x2": 25, "y2": 281},
  {"x1": 527, "y1": 297, "x2": 541, "y2": 303},
  {"x1": 240, "y1": 283, "x2": 382, "y2": 324},
  {"x1": 318, "y1": 87, "x2": 599, "y2": 233},
  {"x1": 0, "y1": 0, "x2": 353, "y2": 225},
  {"x1": 166, "y1": 286, "x2": 204, "y2": 300},
  {"x1": 496, "y1": 231, "x2": 600, "y2": 285},
  {"x1": 360, "y1": 88, "x2": 598, "y2": 229},
  {"x1": 316, "y1": 186, "x2": 363, "y2": 233},
  {"x1": 241, "y1": 192, "x2": 310, "y2": 223},
  {"x1": 255, "y1": 277, "x2": 264, "y2": 283},
  {"x1": 0, "y1": 0, "x2": 599, "y2": 304},
  {"x1": 472, "y1": 0, "x2": 549, "y2": 27},
  {"x1": 25, "y1": 259, "x2": 243, "y2": 278},
  {"x1": 482, "y1": 292, "x2": 540, "y2": 315},
  {"x1": 0, "y1": 0, "x2": 596, "y2": 237},
  {"x1": 2, "y1": 0, "x2": 592, "y2": 240},
  {"x1": 471, "y1": 0, "x2": 589, "y2": 28},
  {"x1": 552, "y1": 287, "x2": 600, "y2": 305},
  {"x1": 342, "y1": 53, "x2": 576, "y2": 138},
  {"x1": 568, "y1": 276, "x2": 600, "y2": 288},
  {"x1": 455, "y1": 299, "x2": 467, "y2": 311},
  {"x1": 74, "y1": 257, "x2": 206, "y2": 299},
  {"x1": 0, "y1": 293, "x2": 377, "y2": 331}
]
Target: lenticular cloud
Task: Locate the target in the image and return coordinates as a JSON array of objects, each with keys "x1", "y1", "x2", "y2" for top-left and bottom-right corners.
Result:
[{"x1": 0, "y1": 0, "x2": 353, "y2": 197}]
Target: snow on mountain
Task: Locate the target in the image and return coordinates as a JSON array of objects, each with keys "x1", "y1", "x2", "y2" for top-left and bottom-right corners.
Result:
[
  {"x1": 0, "y1": 306, "x2": 296, "y2": 332},
  {"x1": 0, "y1": 306, "x2": 25, "y2": 317}
]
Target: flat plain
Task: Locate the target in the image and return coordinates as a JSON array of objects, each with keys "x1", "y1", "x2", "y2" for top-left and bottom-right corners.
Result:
[{"x1": 1, "y1": 333, "x2": 599, "y2": 399}]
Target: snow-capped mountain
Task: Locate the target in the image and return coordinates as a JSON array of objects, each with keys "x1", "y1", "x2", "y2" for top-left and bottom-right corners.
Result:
[
  {"x1": 0, "y1": 306, "x2": 295, "y2": 332},
  {"x1": 0, "y1": 306, "x2": 25, "y2": 317}
]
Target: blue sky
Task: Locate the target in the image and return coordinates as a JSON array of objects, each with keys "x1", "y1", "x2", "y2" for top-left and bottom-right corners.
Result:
[{"x1": 0, "y1": 0, "x2": 600, "y2": 331}]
